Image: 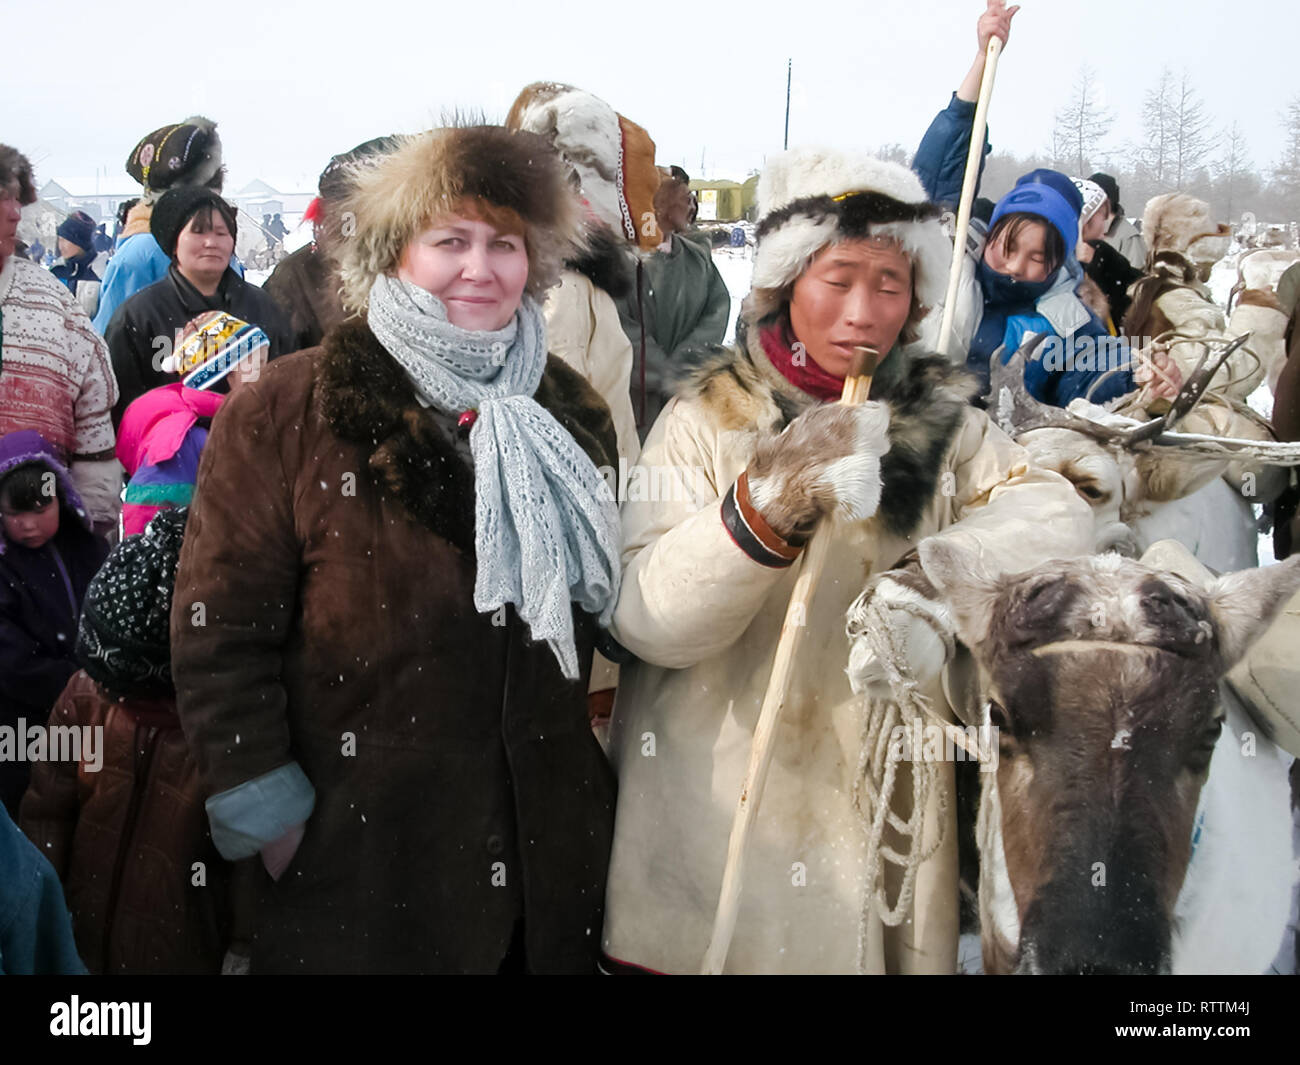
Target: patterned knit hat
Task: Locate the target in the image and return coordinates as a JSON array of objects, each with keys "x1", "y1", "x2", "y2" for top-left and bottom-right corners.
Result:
[
  {"x1": 75, "y1": 506, "x2": 188, "y2": 697},
  {"x1": 162, "y1": 311, "x2": 269, "y2": 390},
  {"x1": 125, "y1": 116, "x2": 224, "y2": 205},
  {"x1": 1088, "y1": 172, "x2": 1122, "y2": 216},
  {"x1": 1071, "y1": 177, "x2": 1109, "y2": 226}
]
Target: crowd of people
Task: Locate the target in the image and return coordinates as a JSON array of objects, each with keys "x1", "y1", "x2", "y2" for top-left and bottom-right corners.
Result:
[{"x1": 0, "y1": 0, "x2": 1297, "y2": 975}]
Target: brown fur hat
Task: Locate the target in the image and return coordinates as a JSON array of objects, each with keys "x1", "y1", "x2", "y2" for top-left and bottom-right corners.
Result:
[
  {"x1": 1142, "y1": 193, "x2": 1231, "y2": 261},
  {"x1": 333, "y1": 124, "x2": 581, "y2": 313}
]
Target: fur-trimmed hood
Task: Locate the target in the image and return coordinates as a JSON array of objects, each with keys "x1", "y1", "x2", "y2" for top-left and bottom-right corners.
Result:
[
  {"x1": 315, "y1": 319, "x2": 617, "y2": 554},
  {"x1": 507, "y1": 81, "x2": 661, "y2": 252},
  {"x1": 676, "y1": 315, "x2": 978, "y2": 537}
]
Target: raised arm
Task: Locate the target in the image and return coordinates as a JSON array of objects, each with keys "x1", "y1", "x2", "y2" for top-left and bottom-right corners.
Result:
[{"x1": 913, "y1": 0, "x2": 1019, "y2": 206}]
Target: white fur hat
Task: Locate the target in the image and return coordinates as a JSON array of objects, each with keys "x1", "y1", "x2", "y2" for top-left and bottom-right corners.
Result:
[{"x1": 749, "y1": 147, "x2": 951, "y2": 332}]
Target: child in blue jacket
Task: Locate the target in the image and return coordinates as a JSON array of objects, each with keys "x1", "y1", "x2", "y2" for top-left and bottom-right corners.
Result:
[{"x1": 911, "y1": 1, "x2": 1178, "y2": 409}]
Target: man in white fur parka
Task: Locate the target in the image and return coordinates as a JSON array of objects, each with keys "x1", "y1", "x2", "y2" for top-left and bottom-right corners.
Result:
[{"x1": 599, "y1": 147, "x2": 1094, "y2": 974}]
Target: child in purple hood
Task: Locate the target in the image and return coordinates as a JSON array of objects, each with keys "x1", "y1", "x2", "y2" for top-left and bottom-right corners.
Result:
[{"x1": 0, "y1": 430, "x2": 109, "y2": 815}]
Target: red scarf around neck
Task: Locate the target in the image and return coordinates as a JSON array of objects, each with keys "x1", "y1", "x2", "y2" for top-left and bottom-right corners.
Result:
[{"x1": 758, "y1": 321, "x2": 846, "y2": 403}]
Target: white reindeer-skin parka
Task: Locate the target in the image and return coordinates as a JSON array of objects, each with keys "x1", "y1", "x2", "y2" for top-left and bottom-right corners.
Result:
[{"x1": 601, "y1": 316, "x2": 1094, "y2": 974}]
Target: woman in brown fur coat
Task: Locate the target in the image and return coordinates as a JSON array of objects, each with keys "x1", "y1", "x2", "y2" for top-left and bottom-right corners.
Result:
[{"x1": 169, "y1": 125, "x2": 622, "y2": 973}]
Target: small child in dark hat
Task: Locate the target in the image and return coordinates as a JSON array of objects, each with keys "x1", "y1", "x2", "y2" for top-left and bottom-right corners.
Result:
[
  {"x1": 0, "y1": 430, "x2": 110, "y2": 816},
  {"x1": 19, "y1": 506, "x2": 256, "y2": 974}
]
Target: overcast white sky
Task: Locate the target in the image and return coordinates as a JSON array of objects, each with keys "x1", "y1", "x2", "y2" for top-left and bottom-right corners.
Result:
[{"x1": 7, "y1": 0, "x2": 1297, "y2": 195}]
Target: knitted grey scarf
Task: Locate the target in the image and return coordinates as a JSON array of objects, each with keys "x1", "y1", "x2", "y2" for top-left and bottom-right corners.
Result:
[{"x1": 368, "y1": 274, "x2": 620, "y2": 680}]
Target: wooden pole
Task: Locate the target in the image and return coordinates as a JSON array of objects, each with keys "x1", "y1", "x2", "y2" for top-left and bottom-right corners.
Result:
[
  {"x1": 701, "y1": 346, "x2": 879, "y2": 975},
  {"x1": 936, "y1": 37, "x2": 1003, "y2": 358}
]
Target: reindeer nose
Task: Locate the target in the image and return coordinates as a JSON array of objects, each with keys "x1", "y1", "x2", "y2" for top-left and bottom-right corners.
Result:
[
  {"x1": 1019, "y1": 878, "x2": 1170, "y2": 976},
  {"x1": 1020, "y1": 934, "x2": 1168, "y2": 976}
]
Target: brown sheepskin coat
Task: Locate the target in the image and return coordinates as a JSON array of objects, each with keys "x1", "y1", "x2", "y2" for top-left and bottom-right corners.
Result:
[{"x1": 170, "y1": 319, "x2": 618, "y2": 973}]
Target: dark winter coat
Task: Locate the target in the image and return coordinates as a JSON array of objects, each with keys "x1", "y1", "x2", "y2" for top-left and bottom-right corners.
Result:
[
  {"x1": 104, "y1": 264, "x2": 295, "y2": 426},
  {"x1": 611, "y1": 229, "x2": 731, "y2": 440},
  {"x1": 1082, "y1": 239, "x2": 1142, "y2": 329},
  {"x1": 18, "y1": 671, "x2": 255, "y2": 973},
  {"x1": 50, "y1": 250, "x2": 100, "y2": 293},
  {"x1": 0, "y1": 433, "x2": 110, "y2": 816},
  {"x1": 262, "y1": 243, "x2": 344, "y2": 352},
  {"x1": 169, "y1": 320, "x2": 619, "y2": 974}
]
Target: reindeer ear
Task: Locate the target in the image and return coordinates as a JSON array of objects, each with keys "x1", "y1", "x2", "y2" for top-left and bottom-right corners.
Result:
[
  {"x1": 1205, "y1": 556, "x2": 1300, "y2": 670},
  {"x1": 918, "y1": 535, "x2": 1001, "y2": 649}
]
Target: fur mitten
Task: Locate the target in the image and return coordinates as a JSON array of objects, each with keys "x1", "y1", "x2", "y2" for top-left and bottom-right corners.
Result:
[
  {"x1": 747, "y1": 402, "x2": 891, "y2": 540},
  {"x1": 846, "y1": 563, "x2": 956, "y2": 700}
]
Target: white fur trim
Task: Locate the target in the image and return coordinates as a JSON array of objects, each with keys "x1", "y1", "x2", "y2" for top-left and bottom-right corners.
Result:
[
  {"x1": 816, "y1": 401, "x2": 891, "y2": 520},
  {"x1": 757, "y1": 147, "x2": 928, "y2": 216},
  {"x1": 751, "y1": 147, "x2": 952, "y2": 317},
  {"x1": 750, "y1": 215, "x2": 840, "y2": 292}
]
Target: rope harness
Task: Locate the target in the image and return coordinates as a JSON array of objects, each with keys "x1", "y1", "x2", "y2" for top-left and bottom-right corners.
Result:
[{"x1": 850, "y1": 594, "x2": 951, "y2": 969}]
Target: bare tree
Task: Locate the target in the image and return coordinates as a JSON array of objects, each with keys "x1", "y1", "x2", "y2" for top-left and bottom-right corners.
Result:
[
  {"x1": 1137, "y1": 67, "x2": 1176, "y2": 190},
  {"x1": 1271, "y1": 94, "x2": 1300, "y2": 218},
  {"x1": 1051, "y1": 65, "x2": 1114, "y2": 176},
  {"x1": 1045, "y1": 122, "x2": 1071, "y2": 174},
  {"x1": 1168, "y1": 70, "x2": 1213, "y2": 190},
  {"x1": 1213, "y1": 122, "x2": 1254, "y2": 221}
]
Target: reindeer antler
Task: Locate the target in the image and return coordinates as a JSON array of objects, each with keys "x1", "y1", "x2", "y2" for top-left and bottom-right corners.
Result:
[
  {"x1": 1160, "y1": 331, "x2": 1253, "y2": 431},
  {"x1": 990, "y1": 337, "x2": 1162, "y2": 447},
  {"x1": 993, "y1": 332, "x2": 1300, "y2": 466}
]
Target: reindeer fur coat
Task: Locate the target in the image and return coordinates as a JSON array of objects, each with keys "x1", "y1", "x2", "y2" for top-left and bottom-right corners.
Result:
[{"x1": 601, "y1": 317, "x2": 1093, "y2": 974}]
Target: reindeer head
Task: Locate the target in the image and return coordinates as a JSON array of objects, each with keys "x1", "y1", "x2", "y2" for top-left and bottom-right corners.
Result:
[{"x1": 921, "y1": 536, "x2": 1300, "y2": 974}]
